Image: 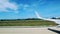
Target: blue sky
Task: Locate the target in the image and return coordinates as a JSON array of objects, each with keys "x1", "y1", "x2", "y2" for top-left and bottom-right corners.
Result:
[{"x1": 0, "y1": 0, "x2": 60, "y2": 19}]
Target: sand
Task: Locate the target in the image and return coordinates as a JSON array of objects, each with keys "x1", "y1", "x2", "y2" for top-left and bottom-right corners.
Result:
[{"x1": 0, "y1": 27, "x2": 58, "y2": 34}]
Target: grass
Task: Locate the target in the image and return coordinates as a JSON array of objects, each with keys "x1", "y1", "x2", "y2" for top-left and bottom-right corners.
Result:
[{"x1": 0, "y1": 20, "x2": 57, "y2": 26}]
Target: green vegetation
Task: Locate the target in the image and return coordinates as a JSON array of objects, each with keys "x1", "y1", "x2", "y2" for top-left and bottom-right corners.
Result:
[{"x1": 0, "y1": 19, "x2": 57, "y2": 26}]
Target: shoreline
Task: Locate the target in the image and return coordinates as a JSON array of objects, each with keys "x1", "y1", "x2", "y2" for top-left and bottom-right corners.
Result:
[{"x1": 0, "y1": 26, "x2": 57, "y2": 28}]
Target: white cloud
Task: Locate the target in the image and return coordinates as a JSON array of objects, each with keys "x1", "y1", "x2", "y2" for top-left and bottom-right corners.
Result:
[
  {"x1": 19, "y1": 4, "x2": 33, "y2": 12},
  {"x1": 14, "y1": 11, "x2": 19, "y2": 14},
  {"x1": 24, "y1": 4, "x2": 29, "y2": 8},
  {"x1": 23, "y1": 4, "x2": 29, "y2": 10},
  {"x1": 0, "y1": 0, "x2": 18, "y2": 12}
]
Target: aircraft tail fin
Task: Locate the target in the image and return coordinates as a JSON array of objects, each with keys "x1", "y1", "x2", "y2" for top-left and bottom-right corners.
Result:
[
  {"x1": 35, "y1": 11, "x2": 43, "y2": 19},
  {"x1": 35, "y1": 11, "x2": 54, "y2": 20}
]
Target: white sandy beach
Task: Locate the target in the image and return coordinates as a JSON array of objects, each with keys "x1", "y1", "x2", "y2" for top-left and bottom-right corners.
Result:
[{"x1": 0, "y1": 27, "x2": 59, "y2": 34}]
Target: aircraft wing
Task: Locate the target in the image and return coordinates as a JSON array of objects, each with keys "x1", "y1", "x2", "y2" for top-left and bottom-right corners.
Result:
[{"x1": 48, "y1": 28, "x2": 60, "y2": 34}]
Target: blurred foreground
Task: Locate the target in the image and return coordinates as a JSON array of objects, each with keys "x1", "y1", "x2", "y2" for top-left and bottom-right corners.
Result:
[{"x1": 0, "y1": 27, "x2": 58, "y2": 34}]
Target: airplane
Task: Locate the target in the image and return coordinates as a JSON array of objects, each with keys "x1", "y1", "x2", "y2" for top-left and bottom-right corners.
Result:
[
  {"x1": 48, "y1": 28, "x2": 60, "y2": 34},
  {"x1": 35, "y1": 11, "x2": 60, "y2": 27}
]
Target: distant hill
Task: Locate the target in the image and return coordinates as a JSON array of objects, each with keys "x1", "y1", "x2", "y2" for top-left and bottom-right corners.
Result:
[
  {"x1": 51, "y1": 17, "x2": 60, "y2": 19},
  {"x1": 25, "y1": 18, "x2": 42, "y2": 20},
  {"x1": 0, "y1": 17, "x2": 60, "y2": 21},
  {"x1": 0, "y1": 18, "x2": 57, "y2": 26},
  {"x1": 56, "y1": 17, "x2": 60, "y2": 19}
]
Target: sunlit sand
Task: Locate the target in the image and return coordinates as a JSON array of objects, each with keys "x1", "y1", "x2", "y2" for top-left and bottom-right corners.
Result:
[{"x1": 0, "y1": 26, "x2": 59, "y2": 34}]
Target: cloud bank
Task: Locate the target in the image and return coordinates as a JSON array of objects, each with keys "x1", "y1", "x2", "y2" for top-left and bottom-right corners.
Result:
[
  {"x1": 0, "y1": 0, "x2": 46, "y2": 13},
  {"x1": 0, "y1": 0, "x2": 18, "y2": 12}
]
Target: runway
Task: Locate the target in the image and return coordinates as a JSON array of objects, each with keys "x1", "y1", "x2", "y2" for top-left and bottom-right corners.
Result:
[{"x1": 0, "y1": 27, "x2": 58, "y2": 34}]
